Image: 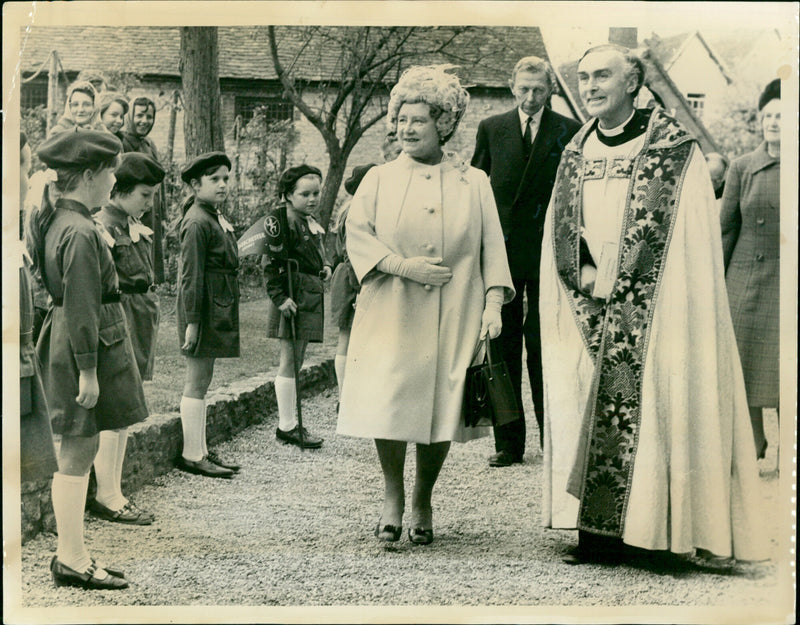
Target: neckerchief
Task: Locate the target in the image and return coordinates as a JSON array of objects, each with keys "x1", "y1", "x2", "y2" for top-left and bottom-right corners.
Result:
[
  {"x1": 306, "y1": 215, "x2": 326, "y2": 236},
  {"x1": 128, "y1": 216, "x2": 153, "y2": 243}
]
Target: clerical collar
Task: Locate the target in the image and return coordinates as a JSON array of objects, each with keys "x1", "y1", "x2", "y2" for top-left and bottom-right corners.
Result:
[
  {"x1": 598, "y1": 109, "x2": 635, "y2": 136},
  {"x1": 595, "y1": 109, "x2": 651, "y2": 147}
]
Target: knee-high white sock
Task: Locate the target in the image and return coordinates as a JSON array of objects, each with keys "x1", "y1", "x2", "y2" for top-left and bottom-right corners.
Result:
[
  {"x1": 275, "y1": 376, "x2": 297, "y2": 431},
  {"x1": 114, "y1": 429, "x2": 129, "y2": 507},
  {"x1": 94, "y1": 431, "x2": 126, "y2": 510},
  {"x1": 200, "y1": 400, "x2": 209, "y2": 456},
  {"x1": 52, "y1": 472, "x2": 92, "y2": 572},
  {"x1": 180, "y1": 396, "x2": 205, "y2": 461},
  {"x1": 335, "y1": 355, "x2": 347, "y2": 395}
]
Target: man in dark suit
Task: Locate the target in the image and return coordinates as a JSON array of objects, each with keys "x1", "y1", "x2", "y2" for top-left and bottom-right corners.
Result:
[{"x1": 471, "y1": 56, "x2": 581, "y2": 467}]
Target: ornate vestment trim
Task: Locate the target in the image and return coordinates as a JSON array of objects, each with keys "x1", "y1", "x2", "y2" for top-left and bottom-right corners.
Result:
[{"x1": 549, "y1": 108, "x2": 695, "y2": 536}]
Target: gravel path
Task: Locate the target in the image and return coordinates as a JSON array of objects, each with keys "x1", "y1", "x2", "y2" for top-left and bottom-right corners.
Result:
[{"x1": 16, "y1": 384, "x2": 785, "y2": 618}]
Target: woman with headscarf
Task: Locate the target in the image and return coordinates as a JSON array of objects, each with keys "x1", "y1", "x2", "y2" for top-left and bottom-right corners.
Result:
[
  {"x1": 337, "y1": 65, "x2": 514, "y2": 545},
  {"x1": 721, "y1": 78, "x2": 781, "y2": 459},
  {"x1": 98, "y1": 92, "x2": 130, "y2": 142},
  {"x1": 121, "y1": 96, "x2": 167, "y2": 283},
  {"x1": 48, "y1": 81, "x2": 103, "y2": 136}
]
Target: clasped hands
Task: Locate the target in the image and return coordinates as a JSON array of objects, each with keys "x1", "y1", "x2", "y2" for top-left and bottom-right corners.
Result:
[{"x1": 378, "y1": 254, "x2": 503, "y2": 340}]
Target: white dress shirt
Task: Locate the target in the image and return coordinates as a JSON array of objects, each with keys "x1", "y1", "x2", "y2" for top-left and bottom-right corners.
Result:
[{"x1": 518, "y1": 106, "x2": 545, "y2": 144}]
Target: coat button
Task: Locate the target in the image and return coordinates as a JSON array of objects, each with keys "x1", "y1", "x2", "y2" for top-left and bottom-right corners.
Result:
[
  {"x1": 757, "y1": 218, "x2": 765, "y2": 225},
  {"x1": 423, "y1": 173, "x2": 432, "y2": 180},
  {"x1": 756, "y1": 254, "x2": 764, "y2": 261},
  {"x1": 427, "y1": 207, "x2": 435, "y2": 214},
  {"x1": 424, "y1": 284, "x2": 432, "y2": 291}
]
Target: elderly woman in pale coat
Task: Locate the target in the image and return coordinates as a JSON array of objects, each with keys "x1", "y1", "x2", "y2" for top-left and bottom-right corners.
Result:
[{"x1": 337, "y1": 65, "x2": 514, "y2": 545}]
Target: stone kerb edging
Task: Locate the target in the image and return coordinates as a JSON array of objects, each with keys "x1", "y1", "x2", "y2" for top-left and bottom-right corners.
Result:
[{"x1": 20, "y1": 358, "x2": 336, "y2": 544}]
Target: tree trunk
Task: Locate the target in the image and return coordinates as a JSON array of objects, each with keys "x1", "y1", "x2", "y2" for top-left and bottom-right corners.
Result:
[
  {"x1": 179, "y1": 27, "x2": 225, "y2": 159},
  {"x1": 319, "y1": 155, "x2": 347, "y2": 229}
]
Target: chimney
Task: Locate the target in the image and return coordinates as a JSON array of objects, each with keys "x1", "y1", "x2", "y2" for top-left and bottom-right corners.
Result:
[{"x1": 609, "y1": 27, "x2": 638, "y2": 49}]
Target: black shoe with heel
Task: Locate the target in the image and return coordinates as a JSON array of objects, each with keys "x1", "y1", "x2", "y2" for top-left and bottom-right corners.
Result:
[
  {"x1": 408, "y1": 527, "x2": 434, "y2": 545},
  {"x1": 374, "y1": 521, "x2": 402, "y2": 542}
]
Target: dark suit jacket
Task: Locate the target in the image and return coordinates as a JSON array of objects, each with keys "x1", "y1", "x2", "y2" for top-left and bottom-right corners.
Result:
[{"x1": 472, "y1": 107, "x2": 581, "y2": 279}]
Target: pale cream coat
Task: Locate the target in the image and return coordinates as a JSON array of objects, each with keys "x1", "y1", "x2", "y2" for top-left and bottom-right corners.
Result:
[{"x1": 337, "y1": 152, "x2": 514, "y2": 444}]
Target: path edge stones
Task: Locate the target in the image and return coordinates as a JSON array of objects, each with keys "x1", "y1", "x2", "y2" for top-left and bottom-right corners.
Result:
[{"x1": 20, "y1": 357, "x2": 336, "y2": 543}]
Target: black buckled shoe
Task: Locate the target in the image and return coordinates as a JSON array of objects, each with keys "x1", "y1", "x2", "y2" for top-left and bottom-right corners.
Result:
[
  {"x1": 50, "y1": 557, "x2": 129, "y2": 590},
  {"x1": 276, "y1": 426, "x2": 323, "y2": 449},
  {"x1": 88, "y1": 499, "x2": 154, "y2": 525},
  {"x1": 91, "y1": 558, "x2": 125, "y2": 579},
  {"x1": 177, "y1": 456, "x2": 235, "y2": 478},
  {"x1": 206, "y1": 450, "x2": 240, "y2": 472}
]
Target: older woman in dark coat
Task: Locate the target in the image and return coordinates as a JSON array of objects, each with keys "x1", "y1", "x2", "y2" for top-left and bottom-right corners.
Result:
[{"x1": 721, "y1": 79, "x2": 781, "y2": 458}]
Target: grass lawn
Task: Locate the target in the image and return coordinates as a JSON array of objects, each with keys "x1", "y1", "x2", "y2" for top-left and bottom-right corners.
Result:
[{"x1": 143, "y1": 287, "x2": 338, "y2": 414}]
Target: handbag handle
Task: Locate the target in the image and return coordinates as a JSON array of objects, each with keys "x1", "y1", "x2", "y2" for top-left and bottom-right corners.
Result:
[{"x1": 471, "y1": 337, "x2": 496, "y2": 366}]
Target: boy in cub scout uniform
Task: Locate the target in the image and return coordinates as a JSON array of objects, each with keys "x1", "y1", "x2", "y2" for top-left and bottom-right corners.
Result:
[
  {"x1": 263, "y1": 165, "x2": 332, "y2": 449},
  {"x1": 88, "y1": 152, "x2": 165, "y2": 524},
  {"x1": 540, "y1": 45, "x2": 767, "y2": 565}
]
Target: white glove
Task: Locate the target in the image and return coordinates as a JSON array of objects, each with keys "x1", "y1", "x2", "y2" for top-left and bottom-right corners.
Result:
[
  {"x1": 480, "y1": 286, "x2": 505, "y2": 340},
  {"x1": 377, "y1": 254, "x2": 452, "y2": 286}
]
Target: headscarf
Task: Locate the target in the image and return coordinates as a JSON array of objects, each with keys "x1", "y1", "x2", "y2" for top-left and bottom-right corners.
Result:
[
  {"x1": 121, "y1": 96, "x2": 158, "y2": 157},
  {"x1": 48, "y1": 81, "x2": 102, "y2": 136}
]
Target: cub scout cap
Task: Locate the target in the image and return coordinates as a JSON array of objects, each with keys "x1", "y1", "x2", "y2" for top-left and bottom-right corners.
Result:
[
  {"x1": 344, "y1": 163, "x2": 376, "y2": 195},
  {"x1": 181, "y1": 151, "x2": 231, "y2": 184},
  {"x1": 37, "y1": 128, "x2": 123, "y2": 169},
  {"x1": 115, "y1": 152, "x2": 166, "y2": 187}
]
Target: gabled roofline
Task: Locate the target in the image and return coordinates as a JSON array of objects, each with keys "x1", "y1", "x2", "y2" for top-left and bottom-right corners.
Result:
[
  {"x1": 553, "y1": 64, "x2": 585, "y2": 123},
  {"x1": 669, "y1": 31, "x2": 734, "y2": 85},
  {"x1": 638, "y1": 46, "x2": 721, "y2": 153}
]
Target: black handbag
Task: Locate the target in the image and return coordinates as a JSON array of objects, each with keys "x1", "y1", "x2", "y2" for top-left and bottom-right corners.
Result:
[{"x1": 463, "y1": 339, "x2": 520, "y2": 428}]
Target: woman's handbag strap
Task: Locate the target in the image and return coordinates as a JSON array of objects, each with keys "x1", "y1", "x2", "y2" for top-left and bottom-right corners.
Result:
[{"x1": 470, "y1": 337, "x2": 496, "y2": 366}]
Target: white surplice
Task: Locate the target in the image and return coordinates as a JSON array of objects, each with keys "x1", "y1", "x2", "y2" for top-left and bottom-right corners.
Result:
[{"x1": 540, "y1": 132, "x2": 768, "y2": 560}]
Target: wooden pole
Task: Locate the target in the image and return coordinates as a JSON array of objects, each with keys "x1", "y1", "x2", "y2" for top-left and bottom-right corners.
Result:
[
  {"x1": 46, "y1": 51, "x2": 59, "y2": 135},
  {"x1": 165, "y1": 90, "x2": 178, "y2": 166}
]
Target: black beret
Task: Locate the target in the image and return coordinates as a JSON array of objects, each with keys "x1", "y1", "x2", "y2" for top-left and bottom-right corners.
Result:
[
  {"x1": 758, "y1": 78, "x2": 780, "y2": 111},
  {"x1": 37, "y1": 128, "x2": 122, "y2": 169},
  {"x1": 181, "y1": 151, "x2": 231, "y2": 183},
  {"x1": 277, "y1": 164, "x2": 323, "y2": 198},
  {"x1": 115, "y1": 152, "x2": 166, "y2": 187},
  {"x1": 344, "y1": 163, "x2": 376, "y2": 195}
]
